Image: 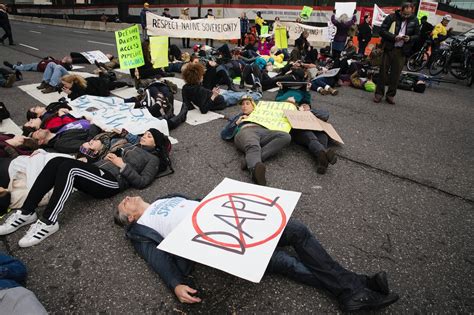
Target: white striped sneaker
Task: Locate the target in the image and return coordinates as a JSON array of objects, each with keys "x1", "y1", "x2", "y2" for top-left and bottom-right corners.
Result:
[
  {"x1": 0, "y1": 210, "x2": 37, "y2": 235},
  {"x1": 18, "y1": 220, "x2": 59, "y2": 248}
]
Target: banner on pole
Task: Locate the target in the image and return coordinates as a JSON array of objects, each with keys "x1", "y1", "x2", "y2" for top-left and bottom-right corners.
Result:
[
  {"x1": 149, "y1": 36, "x2": 169, "y2": 69},
  {"x1": 372, "y1": 4, "x2": 389, "y2": 27},
  {"x1": 146, "y1": 12, "x2": 240, "y2": 40},
  {"x1": 158, "y1": 178, "x2": 302, "y2": 283},
  {"x1": 300, "y1": 6, "x2": 313, "y2": 20},
  {"x1": 115, "y1": 25, "x2": 145, "y2": 70}
]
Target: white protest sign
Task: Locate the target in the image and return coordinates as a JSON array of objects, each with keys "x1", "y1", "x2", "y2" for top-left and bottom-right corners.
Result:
[
  {"x1": 284, "y1": 22, "x2": 330, "y2": 43},
  {"x1": 335, "y1": 2, "x2": 357, "y2": 18},
  {"x1": 158, "y1": 178, "x2": 301, "y2": 283},
  {"x1": 69, "y1": 95, "x2": 169, "y2": 136},
  {"x1": 146, "y1": 12, "x2": 240, "y2": 40},
  {"x1": 372, "y1": 4, "x2": 388, "y2": 27},
  {"x1": 80, "y1": 50, "x2": 110, "y2": 64},
  {"x1": 314, "y1": 68, "x2": 340, "y2": 80}
]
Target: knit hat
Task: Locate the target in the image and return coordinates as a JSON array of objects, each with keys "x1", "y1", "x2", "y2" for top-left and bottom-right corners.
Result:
[
  {"x1": 364, "y1": 81, "x2": 376, "y2": 92},
  {"x1": 148, "y1": 128, "x2": 171, "y2": 152},
  {"x1": 237, "y1": 95, "x2": 256, "y2": 108},
  {"x1": 267, "y1": 57, "x2": 275, "y2": 65}
]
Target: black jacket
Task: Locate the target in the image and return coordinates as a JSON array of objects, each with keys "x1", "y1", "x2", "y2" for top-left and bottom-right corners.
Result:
[
  {"x1": 69, "y1": 77, "x2": 111, "y2": 100},
  {"x1": 379, "y1": 10, "x2": 420, "y2": 56},
  {"x1": 47, "y1": 125, "x2": 101, "y2": 153},
  {"x1": 358, "y1": 22, "x2": 372, "y2": 43},
  {"x1": 182, "y1": 84, "x2": 226, "y2": 114}
]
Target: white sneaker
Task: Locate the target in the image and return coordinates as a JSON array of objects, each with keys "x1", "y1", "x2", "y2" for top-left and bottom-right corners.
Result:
[
  {"x1": 18, "y1": 220, "x2": 59, "y2": 248},
  {"x1": 0, "y1": 210, "x2": 37, "y2": 235}
]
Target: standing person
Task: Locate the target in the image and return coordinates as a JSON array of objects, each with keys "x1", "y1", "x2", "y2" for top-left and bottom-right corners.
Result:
[
  {"x1": 374, "y1": 2, "x2": 419, "y2": 105},
  {"x1": 205, "y1": 9, "x2": 215, "y2": 48},
  {"x1": 413, "y1": 15, "x2": 433, "y2": 54},
  {"x1": 0, "y1": 4, "x2": 14, "y2": 46},
  {"x1": 238, "y1": 12, "x2": 249, "y2": 47},
  {"x1": 255, "y1": 11, "x2": 266, "y2": 36},
  {"x1": 358, "y1": 14, "x2": 373, "y2": 56},
  {"x1": 331, "y1": 10, "x2": 357, "y2": 58},
  {"x1": 140, "y1": 2, "x2": 150, "y2": 40},
  {"x1": 180, "y1": 8, "x2": 191, "y2": 48},
  {"x1": 162, "y1": 8, "x2": 172, "y2": 18}
]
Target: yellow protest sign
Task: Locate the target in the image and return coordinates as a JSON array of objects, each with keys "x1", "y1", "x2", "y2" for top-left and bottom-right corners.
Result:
[
  {"x1": 300, "y1": 6, "x2": 313, "y2": 20},
  {"x1": 115, "y1": 25, "x2": 145, "y2": 69},
  {"x1": 244, "y1": 101, "x2": 297, "y2": 133},
  {"x1": 275, "y1": 27, "x2": 288, "y2": 49},
  {"x1": 417, "y1": 10, "x2": 429, "y2": 21},
  {"x1": 261, "y1": 25, "x2": 269, "y2": 35},
  {"x1": 150, "y1": 36, "x2": 169, "y2": 69}
]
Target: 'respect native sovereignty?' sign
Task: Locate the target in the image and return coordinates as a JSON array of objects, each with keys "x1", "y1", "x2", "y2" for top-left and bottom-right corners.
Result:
[
  {"x1": 115, "y1": 24, "x2": 145, "y2": 70},
  {"x1": 158, "y1": 178, "x2": 302, "y2": 283},
  {"x1": 146, "y1": 12, "x2": 240, "y2": 40}
]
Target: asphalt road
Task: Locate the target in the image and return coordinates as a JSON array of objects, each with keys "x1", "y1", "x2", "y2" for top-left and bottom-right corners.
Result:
[{"x1": 0, "y1": 20, "x2": 473, "y2": 313}]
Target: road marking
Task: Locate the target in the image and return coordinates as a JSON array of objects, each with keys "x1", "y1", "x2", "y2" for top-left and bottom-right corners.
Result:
[
  {"x1": 19, "y1": 43, "x2": 39, "y2": 51},
  {"x1": 74, "y1": 30, "x2": 89, "y2": 34},
  {"x1": 37, "y1": 26, "x2": 46, "y2": 29},
  {"x1": 87, "y1": 40, "x2": 114, "y2": 46},
  {"x1": 29, "y1": 30, "x2": 41, "y2": 34}
]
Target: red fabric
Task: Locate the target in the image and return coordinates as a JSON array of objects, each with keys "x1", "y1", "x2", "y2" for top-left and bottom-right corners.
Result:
[
  {"x1": 36, "y1": 59, "x2": 60, "y2": 72},
  {"x1": 43, "y1": 115, "x2": 77, "y2": 130}
]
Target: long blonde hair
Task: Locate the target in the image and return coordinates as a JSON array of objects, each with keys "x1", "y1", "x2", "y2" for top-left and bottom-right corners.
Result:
[{"x1": 61, "y1": 74, "x2": 87, "y2": 89}]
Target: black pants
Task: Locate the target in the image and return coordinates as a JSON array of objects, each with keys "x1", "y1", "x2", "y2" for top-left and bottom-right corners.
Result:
[
  {"x1": 0, "y1": 24, "x2": 13, "y2": 45},
  {"x1": 21, "y1": 157, "x2": 120, "y2": 223},
  {"x1": 267, "y1": 219, "x2": 367, "y2": 301},
  {"x1": 292, "y1": 130, "x2": 328, "y2": 156},
  {"x1": 70, "y1": 52, "x2": 90, "y2": 64},
  {"x1": 375, "y1": 48, "x2": 406, "y2": 98},
  {"x1": 182, "y1": 38, "x2": 190, "y2": 48}
]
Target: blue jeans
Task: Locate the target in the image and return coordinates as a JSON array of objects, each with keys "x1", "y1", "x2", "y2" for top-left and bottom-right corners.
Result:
[
  {"x1": 42, "y1": 62, "x2": 68, "y2": 87},
  {"x1": 220, "y1": 90, "x2": 262, "y2": 106},
  {"x1": 13, "y1": 62, "x2": 38, "y2": 72},
  {"x1": 267, "y1": 219, "x2": 367, "y2": 301},
  {"x1": 0, "y1": 254, "x2": 27, "y2": 290},
  {"x1": 311, "y1": 77, "x2": 336, "y2": 90}
]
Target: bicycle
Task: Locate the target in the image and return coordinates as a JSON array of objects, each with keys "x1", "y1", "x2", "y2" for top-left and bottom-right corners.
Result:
[
  {"x1": 407, "y1": 40, "x2": 431, "y2": 72},
  {"x1": 429, "y1": 38, "x2": 467, "y2": 78}
]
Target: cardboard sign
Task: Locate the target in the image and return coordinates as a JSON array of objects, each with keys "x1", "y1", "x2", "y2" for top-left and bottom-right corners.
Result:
[
  {"x1": 372, "y1": 4, "x2": 388, "y2": 27},
  {"x1": 69, "y1": 95, "x2": 169, "y2": 136},
  {"x1": 79, "y1": 50, "x2": 110, "y2": 64},
  {"x1": 244, "y1": 101, "x2": 297, "y2": 133},
  {"x1": 146, "y1": 13, "x2": 240, "y2": 40},
  {"x1": 300, "y1": 6, "x2": 313, "y2": 20},
  {"x1": 158, "y1": 178, "x2": 302, "y2": 283},
  {"x1": 334, "y1": 2, "x2": 356, "y2": 18},
  {"x1": 274, "y1": 27, "x2": 288, "y2": 49},
  {"x1": 149, "y1": 36, "x2": 169, "y2": 69},
  {"x1": 284, "y1": 110, "x2": 344, "y2": 144},
  {"x1": 115, "y1": 25, "x2": 145, "y2": 70},
  {"x1": 284, "y1": 22, "x2": 330, "y2": 43}
]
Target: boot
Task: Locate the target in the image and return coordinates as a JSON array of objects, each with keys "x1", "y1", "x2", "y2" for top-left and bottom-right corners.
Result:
[
  {"x1": 250, "y1": 162, "x2": 266, "y2": 186},
  {"x1": 4, "y1": 74, "x2": 16, "y2": 88},
  {"x1": 316, "y1": 151, "x2": 328, "y2": 174},
  {"x1": 328, "y1": 87, "x2": 338, "y2": 95},
  {"x1": 318, "y1": 88, "x2": 329, "y2": 96},
  {"x1": 36, "y1": 81, "x2": 48, "y2": 90},
  {"x1": 228, "y1": 83, "x2": 239, "y2": 92},
  {"x1": 326, "y1": 148, "x2": 337, "y2": 165},
  {"x1": 3, "y1": 61, "x2": 13, "y2": 69}
]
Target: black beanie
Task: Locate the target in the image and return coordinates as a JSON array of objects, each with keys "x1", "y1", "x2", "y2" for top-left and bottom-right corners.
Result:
[{"x1": 148, "y1": 128, "x2": 167, "y2": 150}]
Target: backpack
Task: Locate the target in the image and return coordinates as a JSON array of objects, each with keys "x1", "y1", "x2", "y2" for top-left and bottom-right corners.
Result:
[{"x1": 138, "y1": 81, "x2": 175, "y2": 120}]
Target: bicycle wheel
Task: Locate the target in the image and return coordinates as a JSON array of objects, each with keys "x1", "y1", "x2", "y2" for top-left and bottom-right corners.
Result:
[
  {"x1": 407, "y1": 51, "x2": 429, "y2": 72},
  {"x1": 429, "y1": 54, "x2": 446, "y2": 76}
]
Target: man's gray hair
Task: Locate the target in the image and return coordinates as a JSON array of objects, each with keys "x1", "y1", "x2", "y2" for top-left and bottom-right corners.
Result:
[{"x1": 113, "y1": 207, "x2": 129, "y2": 227}]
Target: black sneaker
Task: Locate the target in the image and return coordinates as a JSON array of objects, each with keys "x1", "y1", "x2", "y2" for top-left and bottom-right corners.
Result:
[
  {"x1": 251, "y1": 162, "x2": 266, "y2": 186},
  {"x1": 3, "y1": 61, "x2": 13, "y2": 69},
  {"x1": 15, "y1": 70, "x2": 22, "y2": 81},
  {"x1": 368, "y1": 271, "x2": 389, "y2": 295},
  {"x1": 316, "y1": 151, "x2": 328, "y2": 174},
  {"x1": 341, "y1": 288, "x2": 399, "y2": 312}
]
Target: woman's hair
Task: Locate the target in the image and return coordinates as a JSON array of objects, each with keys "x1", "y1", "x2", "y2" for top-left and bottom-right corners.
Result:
[
  {"x1": 61, "y1": 74, "x2": 87, "y2": 89},
  {"x1": 19, "y1": 138, "x2": 39, "y2": 151},
  {"x1": 26, "y1": 108, "x2": 41, "y2": 120},
  {"x1": 338, "y1": 14, "x2": 349, "y2": 23},
  {"x1": 22, "y1": 126, "x2": 36, "y2": 137},
  {"x1": 182, "y1": 62, "x2": 205, "y2": 85}
]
